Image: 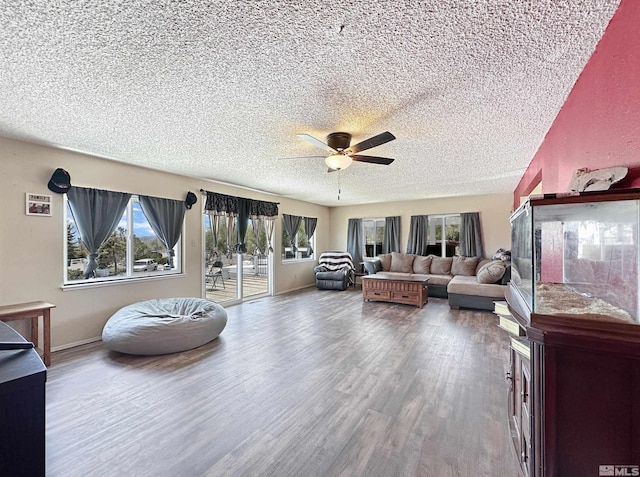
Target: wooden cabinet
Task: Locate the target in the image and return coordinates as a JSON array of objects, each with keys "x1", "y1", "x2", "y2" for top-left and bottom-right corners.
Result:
[
  {"x1": 529, "y1": 316, "x2": 640, "y2": 477},
  {"x1": 505, "y1": 288, "x2": 640, "y2": 477}
]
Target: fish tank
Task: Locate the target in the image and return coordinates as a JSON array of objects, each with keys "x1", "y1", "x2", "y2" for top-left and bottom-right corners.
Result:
[{"x1": 510, "y1": 190, "x2": 640, "y2": 325}]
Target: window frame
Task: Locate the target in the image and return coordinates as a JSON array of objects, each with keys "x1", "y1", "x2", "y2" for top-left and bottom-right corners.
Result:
[
  {"x1": 63, "y1": 195, "x2": 184, "y2": 287},
  {"x1": 427, "y1": 214, "x2": 460, "y2": 257},
  {"x1": 281, "y1": 219, "x2": 316, "y2": 262},
  {"x1": 363, "y1": 218, "x2": 385, "y2": 257}
]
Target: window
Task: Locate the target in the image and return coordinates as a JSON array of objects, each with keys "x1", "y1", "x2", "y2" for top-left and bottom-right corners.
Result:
[
  {"x1": 281, "y1": 220, "x2": 315, "y2": 260},
  {"x1": 363, "y1": 218, "x2": 385, "y2": 257},
  {"x1": 65, "y1": 197, "x2": 182, "y2": 283},
  {"x1": 427, "y1": 215, "x2": 460, "y2": 257}
]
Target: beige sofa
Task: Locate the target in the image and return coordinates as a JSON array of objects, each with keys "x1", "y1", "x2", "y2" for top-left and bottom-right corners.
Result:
[{"x1": 363, "y1": 252, "x2": 510, "y2": 311}]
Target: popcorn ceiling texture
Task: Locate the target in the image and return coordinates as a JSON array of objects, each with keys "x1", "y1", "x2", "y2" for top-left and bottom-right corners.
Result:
[{"x1": 0, "y1": 1, "x2": 620, "y2": 206}]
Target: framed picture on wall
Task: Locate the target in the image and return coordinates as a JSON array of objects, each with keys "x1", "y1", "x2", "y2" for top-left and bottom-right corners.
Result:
[{"x1": 26, "y1": 193, "x2": 52, "y2": 216}]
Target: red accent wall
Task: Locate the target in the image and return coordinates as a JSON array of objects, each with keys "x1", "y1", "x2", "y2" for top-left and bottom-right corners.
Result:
[{"x1": 513, "y1": 0, "x2": 640, "y2": 210}]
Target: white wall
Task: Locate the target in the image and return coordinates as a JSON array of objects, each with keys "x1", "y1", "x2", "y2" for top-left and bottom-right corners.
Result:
[
  {"x1": 0, "y1": 137, "x2": 329, "y2": 349},
  {"x1": 328, "y1": 194, "x2": 513, "y2": 258}
]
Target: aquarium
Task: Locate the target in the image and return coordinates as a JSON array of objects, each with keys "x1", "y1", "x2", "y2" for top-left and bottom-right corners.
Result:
[{"x1": 510, "y1": 191, "x2": 640, "y2": 324}]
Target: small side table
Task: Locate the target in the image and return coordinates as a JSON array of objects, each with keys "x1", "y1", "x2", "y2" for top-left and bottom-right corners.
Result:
[{"x1": 0, "y1": 301, "x2": 55, "y2": 366}]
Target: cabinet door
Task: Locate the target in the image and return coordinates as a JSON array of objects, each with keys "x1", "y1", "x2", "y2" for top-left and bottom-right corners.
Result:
[
  {"x1": 508, "y1": 341, "x2": 532, "y2": 477},
  {"x1": 520, "y1": 357, "x2": 531, "y2": 476}
]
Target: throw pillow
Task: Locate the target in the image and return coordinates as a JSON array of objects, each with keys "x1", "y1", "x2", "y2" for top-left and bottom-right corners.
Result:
[
  {"x1": 430, "y1": 256, "x2": 453, "y2": 275},
  {"x1": 378, "y1": 253, "x2": 392, "y2": 271},
  {"x1": 451, "y1": 256, "x2": 480, "y2": 276},
  {"x1": 390, "y1": 252, "x2": 415, "y2": 273},
  {"x1": 475, "y1": 258, "x2": 492, "y2": 274},
  {"x1": 413, "y1": 255, "x2": 432, "y2": 274},
  {"x1": 363, "y1": 260, "x2": 382, "y2": 275},
  {"x1": 476, "y1": 260, "x2": 507, "y2": 284}
]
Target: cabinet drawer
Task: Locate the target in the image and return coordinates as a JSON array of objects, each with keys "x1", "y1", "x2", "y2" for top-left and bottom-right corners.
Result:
[
  {"x1": 365, "y1": 290, "x2": 391, "y2": 300},
  {"x1": 392, "y1": 291, "x2": 420, "y2": 303}
]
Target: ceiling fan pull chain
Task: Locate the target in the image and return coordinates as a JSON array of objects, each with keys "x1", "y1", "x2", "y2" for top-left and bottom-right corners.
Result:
[{"x1": 338, "y1": 171, "x2": 341, "y2": 200}]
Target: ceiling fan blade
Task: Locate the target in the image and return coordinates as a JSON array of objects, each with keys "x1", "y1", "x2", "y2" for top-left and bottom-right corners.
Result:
[
  {"x1": 345, "y1": 131, "x2": 396, "y2": 154},
  {"x1": 280, "y1": 155, "x2": 326, "y2": 160},
  {"x1": 296, "y1": 134, "x2": 337, "y2": 153},
  {"x1": 327, "y1": 167, "x2": 338, "y2": 173},
  {"x1": 351, "y1": 155, "x2": 395, "y2": 165}
]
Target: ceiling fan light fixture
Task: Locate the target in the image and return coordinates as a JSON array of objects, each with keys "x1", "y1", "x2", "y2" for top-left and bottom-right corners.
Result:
[{"x1": 325, "y1": 153, "x2": 352, "y2": 170}]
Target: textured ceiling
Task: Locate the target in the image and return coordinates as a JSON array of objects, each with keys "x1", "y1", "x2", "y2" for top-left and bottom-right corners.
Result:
[{"x1": 0, "y1": 1, "x2": 621, "y2": 206}]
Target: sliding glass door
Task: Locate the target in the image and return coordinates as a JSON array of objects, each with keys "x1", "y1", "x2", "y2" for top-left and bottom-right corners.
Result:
[{"x1": 204, "y1": 214, "x2": 270, "y2": 303}]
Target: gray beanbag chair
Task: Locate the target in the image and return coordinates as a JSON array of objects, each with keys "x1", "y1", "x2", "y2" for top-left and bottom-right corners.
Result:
[{"x1": 102, "y1": 297, "x2": 227, "y2": 355}]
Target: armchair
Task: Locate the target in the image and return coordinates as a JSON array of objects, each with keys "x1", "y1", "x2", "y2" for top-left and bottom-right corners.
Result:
[{"x1": 313, "y1": 251, "x2": 354, "y2": 291}]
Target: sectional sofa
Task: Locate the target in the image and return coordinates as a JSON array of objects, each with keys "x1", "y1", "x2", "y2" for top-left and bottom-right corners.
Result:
[{"x1": 363, "y1": 252, "x2": 510, "y2": 311}]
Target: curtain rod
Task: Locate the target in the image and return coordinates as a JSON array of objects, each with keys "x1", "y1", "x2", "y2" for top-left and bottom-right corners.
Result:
[
  {"x1": 200, "y1": 188, "x2": 280, "y2": 205},
  {"x1": 74, "y1": 185, "x2": 185, "y2": 202}
]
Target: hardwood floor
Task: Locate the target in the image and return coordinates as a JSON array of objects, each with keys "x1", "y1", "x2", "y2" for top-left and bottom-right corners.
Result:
[{"x1": 46, "y1": 287, "x2": 517, "y2": 476}]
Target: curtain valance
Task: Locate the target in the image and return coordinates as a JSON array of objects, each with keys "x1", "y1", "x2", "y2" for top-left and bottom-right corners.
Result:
[{"x1": 203, "y1": 190, "x2": 279, "y2": 217}]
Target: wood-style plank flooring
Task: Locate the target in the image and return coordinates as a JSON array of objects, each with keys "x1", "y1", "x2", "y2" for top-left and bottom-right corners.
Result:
[{"x1": 46, "y1": 287, "x2": 517, "y2": 476}]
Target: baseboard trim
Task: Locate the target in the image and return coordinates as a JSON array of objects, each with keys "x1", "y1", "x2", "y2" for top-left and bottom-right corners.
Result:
[
  {"x1": 52, "y1": 336, "x2": 101, "y2": 353},
  {"x1": 276, "y1": 284, "x2": 315, "y2": 295}
]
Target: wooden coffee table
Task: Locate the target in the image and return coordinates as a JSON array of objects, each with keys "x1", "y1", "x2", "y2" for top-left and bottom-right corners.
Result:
[{"x1": 362, "y1": 275, "x2": 429, "y2": 308}]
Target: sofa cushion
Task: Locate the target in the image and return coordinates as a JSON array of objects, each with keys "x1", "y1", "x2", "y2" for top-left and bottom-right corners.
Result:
[
  {"x1": 430, "y1": 256, "x2": 453, "y2": 275},
  {"x1": 447, "y1": 275, "x2": 506, "y2": 298},
  {"x1": 413, "y1": 255, "x2": 432, "y2": 274},
  {"x1": 378, "y1": 253, "x2": 392, "y2": 271},
  {"x1": 476, "y1": 260, "x2": 507, "y2": 284},
  {"x1": 451, "y1": 256, "x2": 479, "y2": 276},
  {"x1": 390, "y1": 252, "x2": 415, "y2": 273},
  {"x1": 425, "y1": 274, "x2": 453, "y2": 286}
]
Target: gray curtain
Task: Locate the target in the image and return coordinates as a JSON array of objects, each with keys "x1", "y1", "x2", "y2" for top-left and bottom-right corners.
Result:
[
  {"x1": 234, "y1": 198, "x2": 251, "y2": 253},
  {"x1": 67, "y1": 187, "x2": 131, "y2": 279},
  {"x1": 206, "y1": 211, "x2": 221, "y2": 256},
  {"x1": 138, "y1": 196, "x2": 186, "y2": 268},
  {"x1": 265, "y1": 216, "x2": 276, "y2": 253},
  {"x1": 460, "y1": 212, "x2": 484, "y2": 257},
  {"x1": 282, "y1": 214, "x2": 302, "y2": 253},
  {"x1": 383, "y1": 216, "x2": 400, "y2": 253},
  {"x1": 304, "y1": 217, "x2": 317, "y2": 256},
  {"x1": 250, "y1": 215, "x2": 263, "y2": 255},
  {"x1": 226, "y1": 213, "x2": 236, "y2": 258},
  {"x1": 406, "y1": 215, "x2": 429, "y2": 255},
  {"x1": 347, "y1": 218, "x2": 363, "y2": 267}
]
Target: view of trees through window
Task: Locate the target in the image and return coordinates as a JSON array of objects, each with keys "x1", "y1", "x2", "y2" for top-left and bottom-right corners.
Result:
[
  {"x1": 204, "y1": 215, "x2": 268, "y2": 264},
  {"x1": 427, "y1": 215, "x2": 460, "y2": 257},
  {"x1": 66, "y1": 200, "x2": 180, "y2": 281},
  {"x1": 281, "y1": 221, "x2": 311, "y2": 260},
  {"x1": 363, "y1": 218, "x2": 385, "y2": 257}
]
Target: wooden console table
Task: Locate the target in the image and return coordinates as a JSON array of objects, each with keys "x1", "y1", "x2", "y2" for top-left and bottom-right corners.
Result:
[{"x1": 0, "y1": 301, "x2": 55, "y2": 366}]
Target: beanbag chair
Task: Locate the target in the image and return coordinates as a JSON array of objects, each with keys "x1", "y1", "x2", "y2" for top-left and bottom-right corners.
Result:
[{"x1": 102, "y1": 297, "x2": 227, "y2": 355}]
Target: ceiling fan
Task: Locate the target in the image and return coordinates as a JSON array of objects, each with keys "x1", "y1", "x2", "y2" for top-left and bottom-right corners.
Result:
[{"x1": 295, "y1": 131, "x2": 396, "y2": 171}]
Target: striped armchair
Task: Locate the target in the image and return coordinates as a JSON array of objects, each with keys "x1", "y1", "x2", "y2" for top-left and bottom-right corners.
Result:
[{"x1": 313, "y1": 251, "x2": 355, "y2": 290}]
